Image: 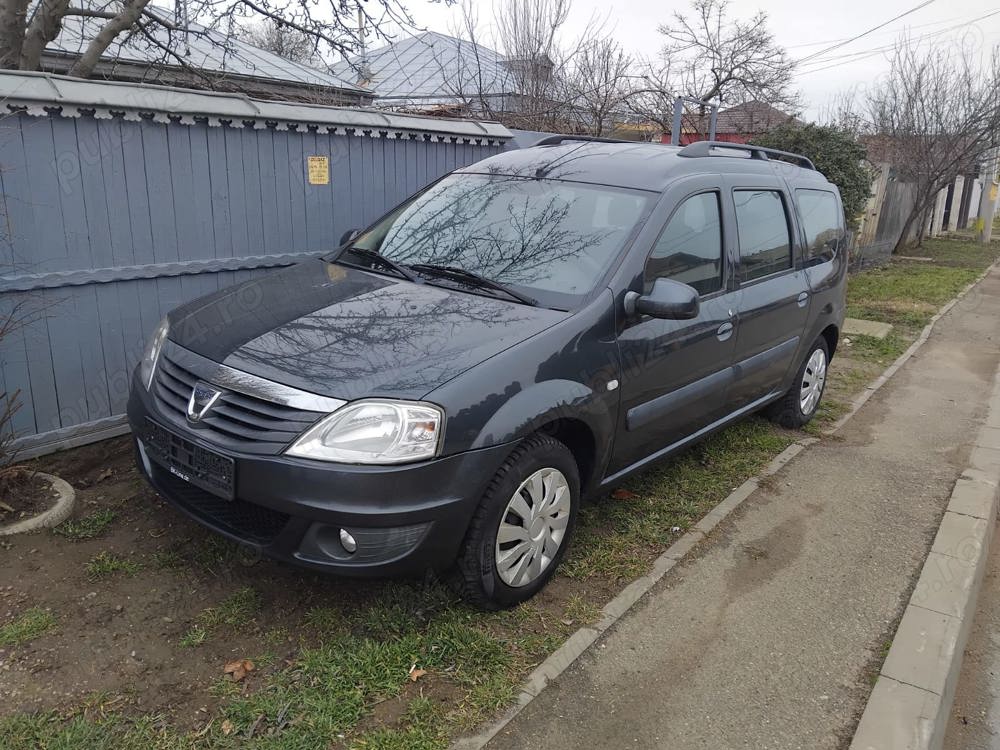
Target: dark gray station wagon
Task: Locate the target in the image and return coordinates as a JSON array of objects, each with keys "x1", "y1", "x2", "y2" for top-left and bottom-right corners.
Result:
[{"x1": 128, "y1": 138, "x2": 847, "y2": 608}]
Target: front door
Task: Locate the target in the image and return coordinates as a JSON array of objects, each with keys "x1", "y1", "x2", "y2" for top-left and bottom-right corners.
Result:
[
  {"x1": 609, "y1": 188, "x2": 741, "y2": 475},
  {"x1": 726, "y1": 178, "x2": 811, "y2": 409}
]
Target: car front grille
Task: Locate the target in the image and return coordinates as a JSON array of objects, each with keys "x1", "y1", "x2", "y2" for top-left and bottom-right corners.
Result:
[
  {"x1": 152, "y1": 464, "x2": 290, "y2": 545},
  {"x1": 152, "y1": 351, "x2": 325, "y2": 455}
]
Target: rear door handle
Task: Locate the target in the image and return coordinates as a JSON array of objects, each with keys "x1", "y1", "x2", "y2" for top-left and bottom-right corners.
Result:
[
  {"x1": 797, "y1": 291, "x2": 809, "y2": 307},
  {"x1": 717, "y1": 322, "x2": 734, "y2": 342}
]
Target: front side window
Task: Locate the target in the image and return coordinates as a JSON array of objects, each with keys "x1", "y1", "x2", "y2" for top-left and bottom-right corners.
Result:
[
  {"x1": 796, "y1": 189, "x2": 843, "y2": 264},
  {"x1": 343, "y1": 173, "x2": 652, "y2": 309},
  {"x1": 734, "y1": 189, "x2": 793, "y2": 283},
  {"x1": 645, "y1": 192, "x2": 723, "y2": 296}
]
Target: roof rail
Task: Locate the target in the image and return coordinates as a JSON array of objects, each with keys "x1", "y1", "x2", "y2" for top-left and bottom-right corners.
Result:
[
  {"x1": 677, "y1": 140, "x2": 816, "y2": 171},
  {"x1": 531, "y1": 134, "x2": 634, "y2": 147}
]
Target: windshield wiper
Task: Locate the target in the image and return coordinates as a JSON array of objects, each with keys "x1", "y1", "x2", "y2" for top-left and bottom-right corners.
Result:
[
  {"x1": 410, "y1": 264, "x2": 538, "y2": 306},
  {"x1": 341, "y1": 246, "x2": 420, "y2": 283}
]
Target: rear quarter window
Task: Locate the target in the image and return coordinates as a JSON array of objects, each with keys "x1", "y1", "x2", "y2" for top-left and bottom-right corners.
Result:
[
  {"x1": 795, "y1": 189, "x2": 844, "y2": 264},
  {"x1": 734, "y1": 189, "x2": 793, "y2": 283}
]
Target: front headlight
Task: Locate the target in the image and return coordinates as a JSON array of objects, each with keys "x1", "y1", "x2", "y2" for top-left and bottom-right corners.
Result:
[
  {"x1": 139, "y1": 317, "x2": 169, "y2": 390},
  {"x1": 285, "y1": 399, "x2": 443, "y2": 464}
]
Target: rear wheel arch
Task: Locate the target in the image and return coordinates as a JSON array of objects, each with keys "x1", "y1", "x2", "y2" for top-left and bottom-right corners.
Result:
[{"x1": 820, "y1": 324, "x2": 839, "y2": 360}]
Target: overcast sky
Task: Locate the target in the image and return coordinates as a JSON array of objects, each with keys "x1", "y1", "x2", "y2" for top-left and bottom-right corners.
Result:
[{"x1": 400, "y1": 0, "x2": 1000, "y2": 120}]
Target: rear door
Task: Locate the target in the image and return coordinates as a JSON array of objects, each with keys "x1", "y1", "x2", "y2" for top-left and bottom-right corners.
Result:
[
  {"x1": 726, "y1": 176, "x2": 811, "y2": 410},
  {"x1": 609, "y1": 182, "x2": 742, "y2": 475}
]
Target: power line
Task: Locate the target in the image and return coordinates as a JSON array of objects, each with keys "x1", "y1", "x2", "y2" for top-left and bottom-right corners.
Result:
[
  {"x1": 794, "y1": 7, "x2": 1000, "y2": 76},
  {"x1": 796, "y1": 0, "x2": 938, "y2": 64},
  {"x1": 785, "y1": 11, "x2": 974, "y2": 50}
]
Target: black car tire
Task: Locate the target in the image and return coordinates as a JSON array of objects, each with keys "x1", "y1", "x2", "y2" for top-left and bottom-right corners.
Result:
[
  {"x1": 452, "y1": 434, "x2": 580, "y2": 610},
  {"x1": 766, "y1": 337, "x2": 830, "y2": 428}
]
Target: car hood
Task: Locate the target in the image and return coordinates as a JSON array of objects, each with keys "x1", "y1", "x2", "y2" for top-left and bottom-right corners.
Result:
[{"x1": 168, "y1": 259, "x2": 568, "y2": 402}]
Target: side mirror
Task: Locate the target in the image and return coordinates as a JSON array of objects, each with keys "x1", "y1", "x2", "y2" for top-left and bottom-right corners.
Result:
[
  {"x1": 339, "y1": 228, "x2": 361, "y2": 246},
  {"x1": 625, "y1": 278, "x2": 699, "y2": 320}
]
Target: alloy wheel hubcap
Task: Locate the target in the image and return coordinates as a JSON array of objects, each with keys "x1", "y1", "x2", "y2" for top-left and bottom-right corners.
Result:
[
  {"x1": 799, "y1": 348, "x2": 827, "y2": 415},
  {"x1": 495, "y1": 467, "x2": 570, "y2": 587}
]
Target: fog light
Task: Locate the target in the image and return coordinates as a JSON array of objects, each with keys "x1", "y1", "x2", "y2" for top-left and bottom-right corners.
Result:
[{"x1": 339, "y1": 528, "x2": 357, "y2": 553}]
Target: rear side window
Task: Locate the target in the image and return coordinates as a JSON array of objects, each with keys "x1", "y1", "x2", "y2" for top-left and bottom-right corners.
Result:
[
  {"x1": 796, "y1": 189, "x2": 843, "y2": 263},
  {"x1": 734, "y1": 190, "x2": 792, "y2": 283},
  {"x1": 645, "y1": 192, "x2": 723, "y2": 296}
]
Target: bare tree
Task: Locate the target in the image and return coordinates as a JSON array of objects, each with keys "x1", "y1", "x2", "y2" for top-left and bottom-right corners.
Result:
[
  {"x1": 626, "y1": 0, "x2": 798, "y2": 136},
  {"x1": 441, "y1": 0, "x2": 607, "y2": 132},
  {"x1": 566, "y1": 37, "x2": 632, "y2": 136},
  {"x1": 238, "y1": 19, "x2": 320, "y2": 64},
  {"x1": 862, "y1": 37, "x2": 1000, "y2": 252},
  {"x1": 625, "y1": 60, "x2": 676, "y2": 136},
  {"x1": 1, "y1": 0, "x2": 419, "y2": 79}
]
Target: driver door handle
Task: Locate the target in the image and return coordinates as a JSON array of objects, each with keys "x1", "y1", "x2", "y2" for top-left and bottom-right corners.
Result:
[{"x1": 717, "y1": 321, "x2": 734, "y2": 342}]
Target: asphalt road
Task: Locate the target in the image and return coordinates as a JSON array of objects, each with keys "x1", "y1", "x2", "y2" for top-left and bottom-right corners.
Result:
[{"x1": 485, "y1": 269, "x2": 1000, "y2": 750}]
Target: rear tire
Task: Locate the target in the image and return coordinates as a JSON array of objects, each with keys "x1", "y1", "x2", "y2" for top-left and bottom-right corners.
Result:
[
  {"x1": 766, "y1": 338, "x2": 829, "y2": 428},
  {"x1": 452, "y1": 435, "x2": 579, "y2": 610}
]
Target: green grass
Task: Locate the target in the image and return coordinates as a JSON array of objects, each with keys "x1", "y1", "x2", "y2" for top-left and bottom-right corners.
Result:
[
  {"x1": 848, "y1": 333, "x2": 909, "y2": 364},
  {"x1": 563, "y1": 417, "x2": 794, "y2": 581},
  {"x1": 847, "y1": 264, "x2": 980, "y2": 328},
  {"x1": 85, "y1": 551, "x2": 142, "y2": 580},
  {"x1": 52, "y1": 509, "x2": 117, "y2": 540},
  {"x1": 0, "y1": 607, "x2": 55, "y2": 647},
  {"x1": 179, "y1": 587, "x2": 262, "y2": 648}
]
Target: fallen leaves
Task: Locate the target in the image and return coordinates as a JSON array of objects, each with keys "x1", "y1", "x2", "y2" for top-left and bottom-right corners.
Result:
[
  {"x1": 408, "y1": 664, "x2": 427, "y2": 682},
  {"x1": 611, "y1": 489, "x2": 638, "y2": 500},
  {"x1": 221, "y1": 719, "x2": 235, "y2": 736},
  {"x1": 223, "y1": 658, "x2": 255, "y2": 682}
]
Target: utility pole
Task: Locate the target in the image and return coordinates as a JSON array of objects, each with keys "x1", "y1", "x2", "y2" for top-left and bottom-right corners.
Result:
[{"x1": 977, "y1": 145, "x2": 999, "y2": 244}]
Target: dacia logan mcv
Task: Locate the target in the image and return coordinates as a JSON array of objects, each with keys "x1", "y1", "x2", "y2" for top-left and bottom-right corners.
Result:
[{"x1": 128, "y1": 138, "x2": 847, "y2": 608}]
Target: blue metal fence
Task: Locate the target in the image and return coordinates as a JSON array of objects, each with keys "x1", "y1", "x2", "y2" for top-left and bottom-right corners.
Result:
[{"x1": 0, "y1": 72, "x2": 511, "y2": 455}]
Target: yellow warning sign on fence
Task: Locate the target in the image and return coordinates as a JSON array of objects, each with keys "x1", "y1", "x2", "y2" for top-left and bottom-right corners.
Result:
[{"x1": 307, "y1": 156, "x2": 329, "y2": 185}]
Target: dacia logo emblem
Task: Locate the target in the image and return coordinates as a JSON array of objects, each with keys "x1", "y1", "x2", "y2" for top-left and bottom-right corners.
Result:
[{"x1": 187, "y1": 381, "x2": 221, "y2": 422}]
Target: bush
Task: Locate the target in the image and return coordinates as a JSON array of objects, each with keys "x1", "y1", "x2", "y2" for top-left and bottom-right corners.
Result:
[{"x1": 751, "y1": 124, "x2": 873, "y2": 228}]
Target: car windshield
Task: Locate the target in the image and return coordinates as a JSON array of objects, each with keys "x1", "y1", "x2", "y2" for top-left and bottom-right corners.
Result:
[{"x1": 340, "y1": 173, "x2": 653, "y2": 309}]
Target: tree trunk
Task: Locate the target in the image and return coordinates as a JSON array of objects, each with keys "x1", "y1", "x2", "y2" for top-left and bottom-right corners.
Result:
[
  {"x1": 892, "y1": 209, "x2": 919, "y2": 255},
  {"x1": 19, "y1": 0, "x2": 69, "y2": 71},
  {"x1": 915, "y1": 206, "x2": 931, "y2": 248},
  {"x1": 68, "y1": 0, "x2": 148, "y2": 78},
  {"x1": 0, "y1": 0, "x2": 31, "y2": 69}
]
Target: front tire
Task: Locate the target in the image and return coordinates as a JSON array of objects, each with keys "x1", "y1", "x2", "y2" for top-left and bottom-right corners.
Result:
[
  {"x1": 453, "y1": 435, "x2": 579, "y2": 610},
  {"x1": 767, "y1": 338, "x2": 829, "y2": 428}
]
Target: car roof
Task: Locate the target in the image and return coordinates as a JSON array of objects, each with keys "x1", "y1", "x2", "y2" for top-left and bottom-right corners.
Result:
[{"x1": 459, "y1": 140, "x2": 835, "y2": 194}]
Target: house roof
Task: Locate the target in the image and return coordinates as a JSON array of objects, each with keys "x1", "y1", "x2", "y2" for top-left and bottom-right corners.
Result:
[
  {"x1": 331, "y1": 31, "x2": 510, "y2": 107},
  {"x1": 710, "y1": 101, "x2": 798, "y2": 135},
  {"x1": 38, "y1": 7, "x2": 365, "y2": 100},
  {"x1": 0, "y1": 70, "x2": 512, "y2": 142}
]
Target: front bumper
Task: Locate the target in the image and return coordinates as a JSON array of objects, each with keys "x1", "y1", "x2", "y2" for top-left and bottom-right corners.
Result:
[{"x1": 127, "y1": 374, "x2": 511, "y2": 576}]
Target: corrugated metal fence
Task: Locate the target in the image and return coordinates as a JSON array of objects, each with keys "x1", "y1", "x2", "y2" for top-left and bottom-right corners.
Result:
[{"x1": 0, "y1": 72, "x2": 512, "y2": 455}]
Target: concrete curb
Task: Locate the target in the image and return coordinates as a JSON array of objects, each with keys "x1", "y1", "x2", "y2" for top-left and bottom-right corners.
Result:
[
  {"x1": 0, "y1": 472, "x2": 76, "y2": 536},
  {"x1": 452, "y1": 261, "x2": 1000, "y2": 750},
  {"x1": 849, "y1": 372, "x2": 1000, "y2": 749}
]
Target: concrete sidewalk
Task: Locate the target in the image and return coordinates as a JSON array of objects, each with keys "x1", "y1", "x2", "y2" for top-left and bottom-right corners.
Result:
[{"x1": 485, "y1": 269, "x2": 1000, "y2": 750}]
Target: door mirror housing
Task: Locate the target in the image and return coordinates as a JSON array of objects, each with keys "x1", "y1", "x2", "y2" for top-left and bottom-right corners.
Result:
[
  {"x1": 339, "y1": 228, "x2": 361, "y2": 246},
  {"x1": 625, "y1": 278, "x2": 700, "y2": 320}
]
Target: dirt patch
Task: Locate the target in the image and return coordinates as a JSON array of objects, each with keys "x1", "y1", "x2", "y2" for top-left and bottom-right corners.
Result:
[
  {"x1": 1, "y1": 437, "x2": 341, "y2": 725},
  {"x1": 0, "y1": 470, "x2": 59, "y2": 526},
  {"x1": 0, "y1": 436, "x2": 613, "y2": 732}
]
